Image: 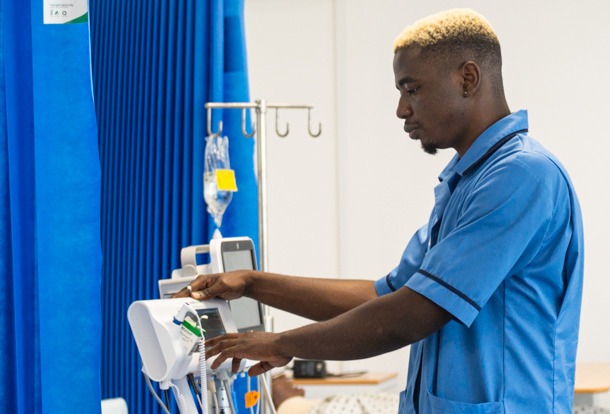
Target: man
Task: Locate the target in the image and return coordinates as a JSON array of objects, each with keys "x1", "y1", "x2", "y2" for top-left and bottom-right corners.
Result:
[{"x1": 176, "y1": 9, "x2": 584, "y2": 413}]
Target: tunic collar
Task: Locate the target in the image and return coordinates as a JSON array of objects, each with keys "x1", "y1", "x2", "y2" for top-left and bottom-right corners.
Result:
[{"x1": 438, "y1": 110, "x2": 530, "y2": 183}]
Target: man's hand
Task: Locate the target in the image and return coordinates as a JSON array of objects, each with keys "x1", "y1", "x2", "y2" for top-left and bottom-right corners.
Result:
[
  {"x1": 171, "y1": 270, "x2": 251, "y2": 300},
  {"x1": 205, "y1": 332, "x2": 292, "y2": 376}
]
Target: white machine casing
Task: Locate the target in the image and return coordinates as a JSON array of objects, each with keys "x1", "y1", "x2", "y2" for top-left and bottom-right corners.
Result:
[
  {"x1": 157, "y1": 237, "x2": 253, "y2": 299},
  {"x1": 127, "y1": 297, "x2": 246, "y2": 382}
]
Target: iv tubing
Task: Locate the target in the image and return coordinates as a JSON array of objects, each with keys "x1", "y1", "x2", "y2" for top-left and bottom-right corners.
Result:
[
  {"x1": 186, "y1": 303, "x2": 209, "y2": 414},
  {"x1": 223, "y1": 378, "x2": 237, "y2": 414},
  {"x1": 188, "y1": 375, "x2": 204, "y2": 412},
  {"x1": 259, "y1": 374, "x2": 278, "y2": 414},
  {"x1": 168, "y1": 382, "x2": 189, "y2": 413},
  {"x1": 209, "y1": 379, "x2": 220, "y2": 413},
  {"x1": 144, "y1": 371, "x2": 171, "y2": 414}
]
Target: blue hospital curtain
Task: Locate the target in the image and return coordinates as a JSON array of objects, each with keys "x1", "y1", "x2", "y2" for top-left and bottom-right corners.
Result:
[
  {"x1": 0, "y1": 1, "x2": 102, "y2": 414},
  {"x1": 89, "y1": 0, "x2": 257, "y2": 412}
]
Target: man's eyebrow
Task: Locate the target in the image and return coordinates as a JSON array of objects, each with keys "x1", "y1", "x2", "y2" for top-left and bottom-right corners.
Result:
[
  {"x1": 396, "y1": 76, "x2": 416, "y2": 89},
  {"x1": 396, "y1": 76, "x2": 417, "y2": 87}
]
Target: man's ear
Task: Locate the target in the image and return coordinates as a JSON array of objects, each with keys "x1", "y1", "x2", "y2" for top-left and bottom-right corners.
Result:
[{"x1": 461, "y1": 61, "x2": 481, "y2": 97}]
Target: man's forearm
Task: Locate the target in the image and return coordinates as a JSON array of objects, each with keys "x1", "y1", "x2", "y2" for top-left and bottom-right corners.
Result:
[
  {"x1": 275, "y1": 286, "x2": 451, "y2": 361},
  {"x1": 246, "y1": 272, "x2": 377, "y2": 321}
]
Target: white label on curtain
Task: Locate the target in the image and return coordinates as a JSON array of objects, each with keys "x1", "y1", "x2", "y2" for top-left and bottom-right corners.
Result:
[{"x1": 44, "y1": 0, "x2": 88, "y2": 24}]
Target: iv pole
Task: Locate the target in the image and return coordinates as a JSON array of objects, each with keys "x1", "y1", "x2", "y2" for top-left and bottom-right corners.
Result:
[
  {"x1": 205, "y1": 99, "x2": 321, "y2": 275},
  {"x1": 205, "y1": 99, "x2": 321, "y2": 413}
]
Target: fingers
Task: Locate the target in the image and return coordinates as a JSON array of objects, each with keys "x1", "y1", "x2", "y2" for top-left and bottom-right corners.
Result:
[
  {"x1": 208, "y1": 342, "x2": 241, "y2": 371},
  {"x1": 170, "y1": 271, "x2": 249, "y2": 300},
  {"x1": 191, "y1": 287, "x2": 213, "y2": 300},
  {"x1": 171, "y1": 284, "x2": 212, "y2": 299},
  {"x1": 205, "y1": 333, "x2": 292, "y2": 375},
  {"x1": 172, "y1": 287, "x2": 190, "y2": 298},
  {"x1": 248, "y1": 361, "x2": 274, "y2": 376},
  {"x1": 170, "y1": 275, "x2": 216, "y2": 299},
  {"x1": 187, "y1": 275, "x2": 215, "y2": 299},
  {"x1": 206, "y1": 334, "x2": 238, "y2": 370},
  {"x1": 206, "y1": 333, "x2": 238, "y2": 353},
  {"x1": 231, "y1": 357, "x2": 243, "y2": 374},
  {"x1": 211, "y1": 355, "x2": 228, "y2": 371}
]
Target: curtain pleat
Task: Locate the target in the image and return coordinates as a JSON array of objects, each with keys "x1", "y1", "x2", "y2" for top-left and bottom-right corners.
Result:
[
  {"x1": 1, "y1": 1, "x2": 102, "y2": 413},
  {"x1": 1, "y1": 1, "x2": 38, "y2": 412},
  {"x1": 90, "y1": 1, "x2": 257, "y2": 412}
]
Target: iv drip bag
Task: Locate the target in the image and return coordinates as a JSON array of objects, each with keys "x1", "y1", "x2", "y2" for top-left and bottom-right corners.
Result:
[{"x1": 204, "y1": 135, "x2": 236, "y2": 232}]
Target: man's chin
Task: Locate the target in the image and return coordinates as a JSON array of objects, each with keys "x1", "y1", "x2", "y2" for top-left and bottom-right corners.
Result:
[
  {"x1": 411, "y1": 134, "x2": 438, "y2": 155},
  {"x1": 421, "y1": 142, "x2": 438, "y2": 155}
]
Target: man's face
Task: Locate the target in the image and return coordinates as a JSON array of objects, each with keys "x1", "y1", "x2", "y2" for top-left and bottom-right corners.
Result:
[{"x1": 393, "y1": 47, "x2": 469, "y2": 155}]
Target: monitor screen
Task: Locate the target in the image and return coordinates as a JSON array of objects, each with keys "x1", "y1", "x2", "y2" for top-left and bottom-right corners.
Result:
[
  {"x1": 221, "y1": 241, "x2": 264, "y2": 333},
  {"x1": 222, "y1": 250, "x2": 256, "y2": 272}
]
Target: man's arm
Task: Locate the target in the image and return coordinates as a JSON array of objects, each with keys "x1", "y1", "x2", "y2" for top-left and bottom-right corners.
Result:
[
  {"x1": 206, "y1": 286, "x2": 451, "y2": 375},
  {"x1": 174, "y1": 270, "x2": 378, "y2": 321},
  {"x1": 278, "y1": 286, "x2": 450, "y2": 359}
]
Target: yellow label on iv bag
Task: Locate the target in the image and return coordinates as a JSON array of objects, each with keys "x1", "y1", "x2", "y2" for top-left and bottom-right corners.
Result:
[
  {"x1": 244, "y1": 391, "x2": 260, "y2": 408},
  {"x1": 215, "y1": 169, "x2": 238, "y2": 192}
]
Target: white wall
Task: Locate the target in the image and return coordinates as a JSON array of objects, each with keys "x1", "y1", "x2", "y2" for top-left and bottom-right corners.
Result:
[{"x1": 245, "y1": 0, "x2": 610, "y2": 405}]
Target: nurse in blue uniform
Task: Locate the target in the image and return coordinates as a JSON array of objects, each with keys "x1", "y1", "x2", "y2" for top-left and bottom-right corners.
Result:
[{"x1": 181, "y1": 9, "x2": 584, "y2": 414}]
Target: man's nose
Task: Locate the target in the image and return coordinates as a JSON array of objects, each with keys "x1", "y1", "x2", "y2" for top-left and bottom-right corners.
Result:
[{"x1": 396, "y1": 98, "x2": 413, "y2": 119}]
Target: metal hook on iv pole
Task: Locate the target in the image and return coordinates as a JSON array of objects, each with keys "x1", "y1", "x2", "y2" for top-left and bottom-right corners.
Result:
[
  {"x1": 307, "y1": 108, "x2": 322, "y2": 137},
  {"x1": 241, "y1": 108, "x2": 256, "y2": 138},
  {"x1": 275, "y1": 108, "x2": 289, "y2": 137},
  {"x1": 206, "y1": 107, "x2": 223, "y2": 137}
]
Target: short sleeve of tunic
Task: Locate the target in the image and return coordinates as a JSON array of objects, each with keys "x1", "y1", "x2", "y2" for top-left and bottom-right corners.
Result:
[
  {"x1": 375, "y1": 224, "x2": 428, "y2": 296},
  {"x1": 406, "y1": 152, "x2": 561, "y2": 327}
]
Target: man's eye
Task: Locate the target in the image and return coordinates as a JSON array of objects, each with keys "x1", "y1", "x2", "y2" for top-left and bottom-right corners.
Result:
[{"x1": 407, "y1": 88, "x2": 418, "y2": 96}]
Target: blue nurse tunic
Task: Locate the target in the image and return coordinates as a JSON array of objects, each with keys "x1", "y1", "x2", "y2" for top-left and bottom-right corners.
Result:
[{"x1": 375, "y1": 110, "x2": 584, "y2": 413}]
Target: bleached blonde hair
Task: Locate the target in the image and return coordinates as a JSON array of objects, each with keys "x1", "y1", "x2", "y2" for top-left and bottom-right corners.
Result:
[
  {"x1": 394, "y1": 9, "x2": 499, "y2": 53},
  {"x1": 393, "y1": 8, "x2": 503, "y2": 82}
]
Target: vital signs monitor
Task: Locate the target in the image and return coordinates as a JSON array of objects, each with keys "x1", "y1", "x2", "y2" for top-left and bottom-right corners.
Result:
[
  {"x1": 129, "y1": 237, "x2": 271, "y2": 414},
  {"x1": 158, "y1": 237, "x2": 265, "y2": 333}
]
